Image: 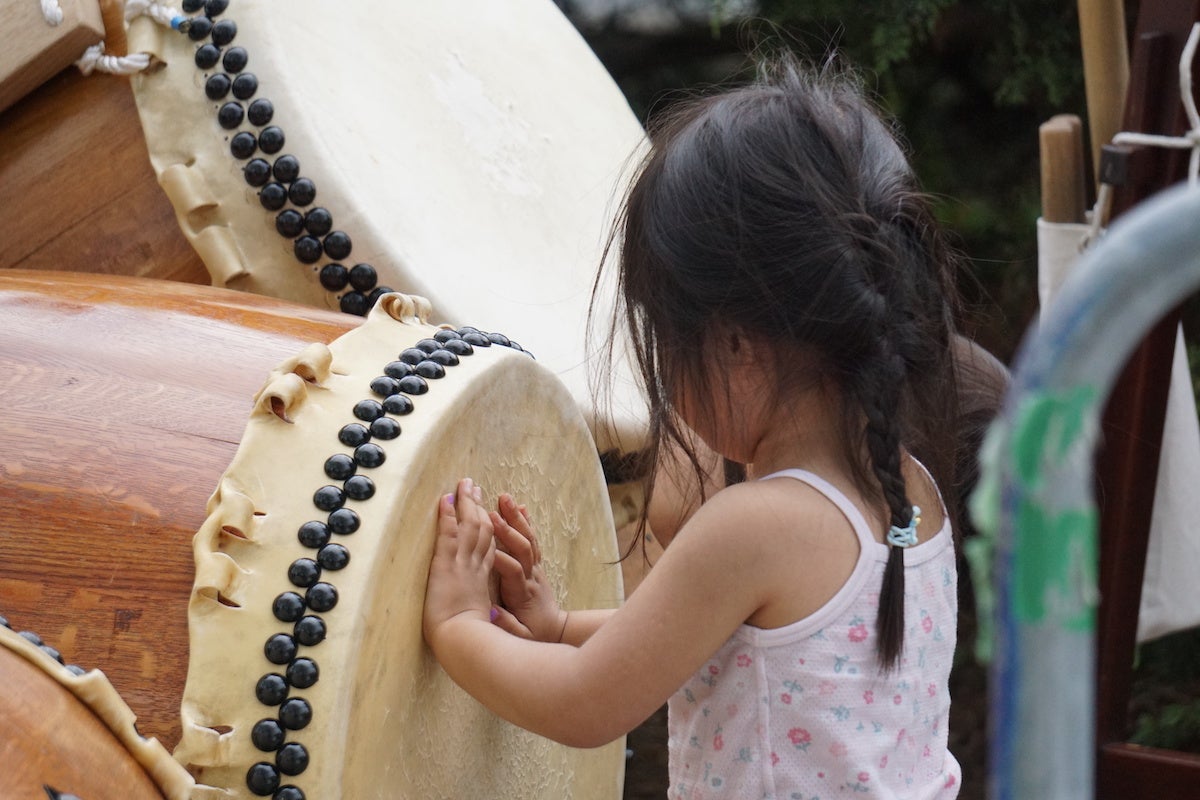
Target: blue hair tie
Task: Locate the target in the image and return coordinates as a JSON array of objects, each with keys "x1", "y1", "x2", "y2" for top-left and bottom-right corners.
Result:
[{"x1": 886, "y1": 505, "x2": 921, "y2": 548}]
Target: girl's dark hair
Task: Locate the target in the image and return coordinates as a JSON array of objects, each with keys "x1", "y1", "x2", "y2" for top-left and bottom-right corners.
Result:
[{"x1": 595, "y1": 58, "x2": 962, "y2": 670}]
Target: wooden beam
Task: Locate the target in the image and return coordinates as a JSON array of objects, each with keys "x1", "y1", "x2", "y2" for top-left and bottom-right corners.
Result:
[{"x1": 1098, "y1": 743, "x2": 1200, "y2": 795}]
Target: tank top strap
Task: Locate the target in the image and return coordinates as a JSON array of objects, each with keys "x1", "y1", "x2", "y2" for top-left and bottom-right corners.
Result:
[{"x1": 757, "y1": 468, "x2": 882, "y2": 553}]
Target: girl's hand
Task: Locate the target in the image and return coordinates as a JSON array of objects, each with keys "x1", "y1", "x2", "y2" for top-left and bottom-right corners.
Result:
[
  {"x1": 423, "y1": 478, "x2": 496, "y2": 649},
  {"x1": 490, "y1": 493, "x2": 567, "y2": 642}
]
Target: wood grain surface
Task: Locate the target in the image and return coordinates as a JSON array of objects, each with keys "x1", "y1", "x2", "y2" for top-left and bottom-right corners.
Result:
[
  {"x1": 0, "y1": 271, "x2": 355, "y2": 752},
  {"x1": 0, "y1": 14, "x2": 209, "y2": 285}
]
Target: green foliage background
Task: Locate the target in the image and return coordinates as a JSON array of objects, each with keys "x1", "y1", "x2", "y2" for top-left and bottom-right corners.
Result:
[{"x1": 587, "y1": 0, "x2": 1096, "y2": 362}]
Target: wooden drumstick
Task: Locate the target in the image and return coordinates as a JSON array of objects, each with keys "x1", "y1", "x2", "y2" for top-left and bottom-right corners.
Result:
[
  {"x1": 1077, "y1": 0, "x2": 1130, "y2": 177},
  {"x1": 98, "y1": 0, "x2": 126, "y2": 56},
  {"x1": 1039, "y1": 114, "x2": 1088, "y2": 223},
  {"x1": 1040, "y1": 114, "x2": 1088, "y2": 224}
]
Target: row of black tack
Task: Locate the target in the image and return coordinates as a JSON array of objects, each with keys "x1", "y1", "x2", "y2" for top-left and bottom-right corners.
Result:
[
  {"x1": 244, "y1": 326, "x2": 527, "y2": 798},
  {"x1": 179, "y1": 0, "x2": 389, "y2": 317}
]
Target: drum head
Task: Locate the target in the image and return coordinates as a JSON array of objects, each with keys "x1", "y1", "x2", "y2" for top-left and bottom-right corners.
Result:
[
  {"x1": 175, "y1": 293, "x2": 626, "y2": 798},
  {"x1": 128, "y1": 0, "x2": 648, "y2": 454}
]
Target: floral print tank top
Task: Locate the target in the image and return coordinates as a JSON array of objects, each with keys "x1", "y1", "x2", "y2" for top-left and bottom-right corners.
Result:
[{"x1": 667, "y1": 468, "x2": 961, "y2": 799}]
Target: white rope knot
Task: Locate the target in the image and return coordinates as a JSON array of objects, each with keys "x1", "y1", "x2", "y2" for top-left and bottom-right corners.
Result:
[
  {"x1": 75, "y1": 42, "x2": 152, "y2": 76},
  {"x1": 124, "y1": 0, "x2": 183, "y2": 28},
  {"x1": 69, "y1": 0, "x2": 179, "y2": 78},
  {"x1": 40, "y1": 0, "x2": 63, "y2": 25},
  {"x1": 1082, "y1": 22, "x2": 1200, "y2": 251}
]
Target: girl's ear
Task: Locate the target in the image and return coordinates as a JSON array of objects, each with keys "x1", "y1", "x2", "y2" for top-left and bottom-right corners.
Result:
[
  {"x1": 716, "y1": 325, "x2": 760, "y2": 365},
  {"x1": 709, "y1": 324, "x2": 737, "y2": 359},
  {"x1": 727, "y1": 329, "x2": 743, "y2": 356}
]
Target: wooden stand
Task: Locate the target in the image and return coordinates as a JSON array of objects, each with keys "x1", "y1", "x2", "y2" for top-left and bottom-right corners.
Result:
[{"x1": 1093, "y1": 2, "x2": 1200, "y2": 796}]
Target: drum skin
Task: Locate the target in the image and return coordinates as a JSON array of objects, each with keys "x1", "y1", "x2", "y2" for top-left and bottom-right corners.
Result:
[
  {"x1": 0, "y1": 270, "x2": 354, "y2": 751},
  {"x1": 3, "y1": 0, "x2": 648, "y2": 452},
  {"x1": 126, "y1": 0, "x2": 649, "y2": 454}
]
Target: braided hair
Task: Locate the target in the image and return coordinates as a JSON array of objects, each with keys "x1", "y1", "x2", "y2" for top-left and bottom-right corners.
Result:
[{"x1": 597, "y1": 58, "x2": 961, "y2": 669}]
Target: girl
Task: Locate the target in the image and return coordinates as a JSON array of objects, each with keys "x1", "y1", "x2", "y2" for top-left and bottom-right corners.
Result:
[{"x1": 424, "y1": 59, "x2": 964, "y2": 798}]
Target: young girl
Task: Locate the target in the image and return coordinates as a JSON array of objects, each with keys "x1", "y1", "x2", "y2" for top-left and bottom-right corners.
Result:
[{"x1": 424, "y1": 59, "x2": 964, "y2": 797}]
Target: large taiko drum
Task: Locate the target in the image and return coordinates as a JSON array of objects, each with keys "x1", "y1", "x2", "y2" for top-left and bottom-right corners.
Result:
[
  {"x1": 126, "y1": 0, "x2": 649, "y2": 456},
  {"x1": 177, "y1": 290, "x2": 625, "y2": 799},
  {"x1": 0, "y1": 271, "x2": 626, "y2": 799}
]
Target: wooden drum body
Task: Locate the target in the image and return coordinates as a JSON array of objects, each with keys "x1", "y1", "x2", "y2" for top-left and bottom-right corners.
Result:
[
  {"x1": 0, "y1": 270, "x2": 353, "y2": 751},
  {"x1": 0, "y1": 1, "x2": 210, "y2": 283},
  {"x1": 0, "y1": 625, "x2": 192, "y2": 799}
]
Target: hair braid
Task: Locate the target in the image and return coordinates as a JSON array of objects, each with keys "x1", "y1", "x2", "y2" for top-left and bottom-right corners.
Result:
[{"x1": 855, "y1": 292, "x2": 915, "y2": 670}]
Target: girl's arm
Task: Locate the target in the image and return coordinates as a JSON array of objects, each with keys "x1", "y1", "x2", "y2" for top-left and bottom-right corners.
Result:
[
  {"x1": 423, "y1": 476, "x2": 777, "y2": 748},
  {"x1": 556, "y1": 609, "x2": 613, "y2": 647}
]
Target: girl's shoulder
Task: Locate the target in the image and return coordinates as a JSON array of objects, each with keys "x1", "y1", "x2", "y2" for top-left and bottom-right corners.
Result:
[
  {"x1": 684, "y1": 477, "x2": 865, "y2": 629},
  {"x1": 690, "y1": 476, "x2": 859, "y2": 542},
  {"x1": 704, "y1": 470, "x2": 876, "y2": 545}
]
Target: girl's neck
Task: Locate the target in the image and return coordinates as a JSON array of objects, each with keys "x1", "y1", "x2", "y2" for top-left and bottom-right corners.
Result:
[
  {"x1": 741, "y1": 384, "x2": 894, "y2": 537},
  {"x1": 743, "y1": 382, "x2": 853, "y2": 483}
]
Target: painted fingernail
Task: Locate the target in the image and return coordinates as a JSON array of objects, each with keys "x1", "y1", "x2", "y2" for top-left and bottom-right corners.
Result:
[
  {"x1": 489, "y1": 607, "x2": 499, "y2": 622},
  {"x1": 473, "y1": 485, "x2": 483, "y2": 502},
  {"x1": 444, "y1": 493, "x2": 455, "y2": 506}
]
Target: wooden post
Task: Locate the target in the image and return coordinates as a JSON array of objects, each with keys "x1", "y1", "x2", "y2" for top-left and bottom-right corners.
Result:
[
  {"x1": 1040, "y1": 114, "x2": 1088, "y2": 223},
  {"x1": 1093, "y1": 1, "x2": 1200, "y2": 797}
]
